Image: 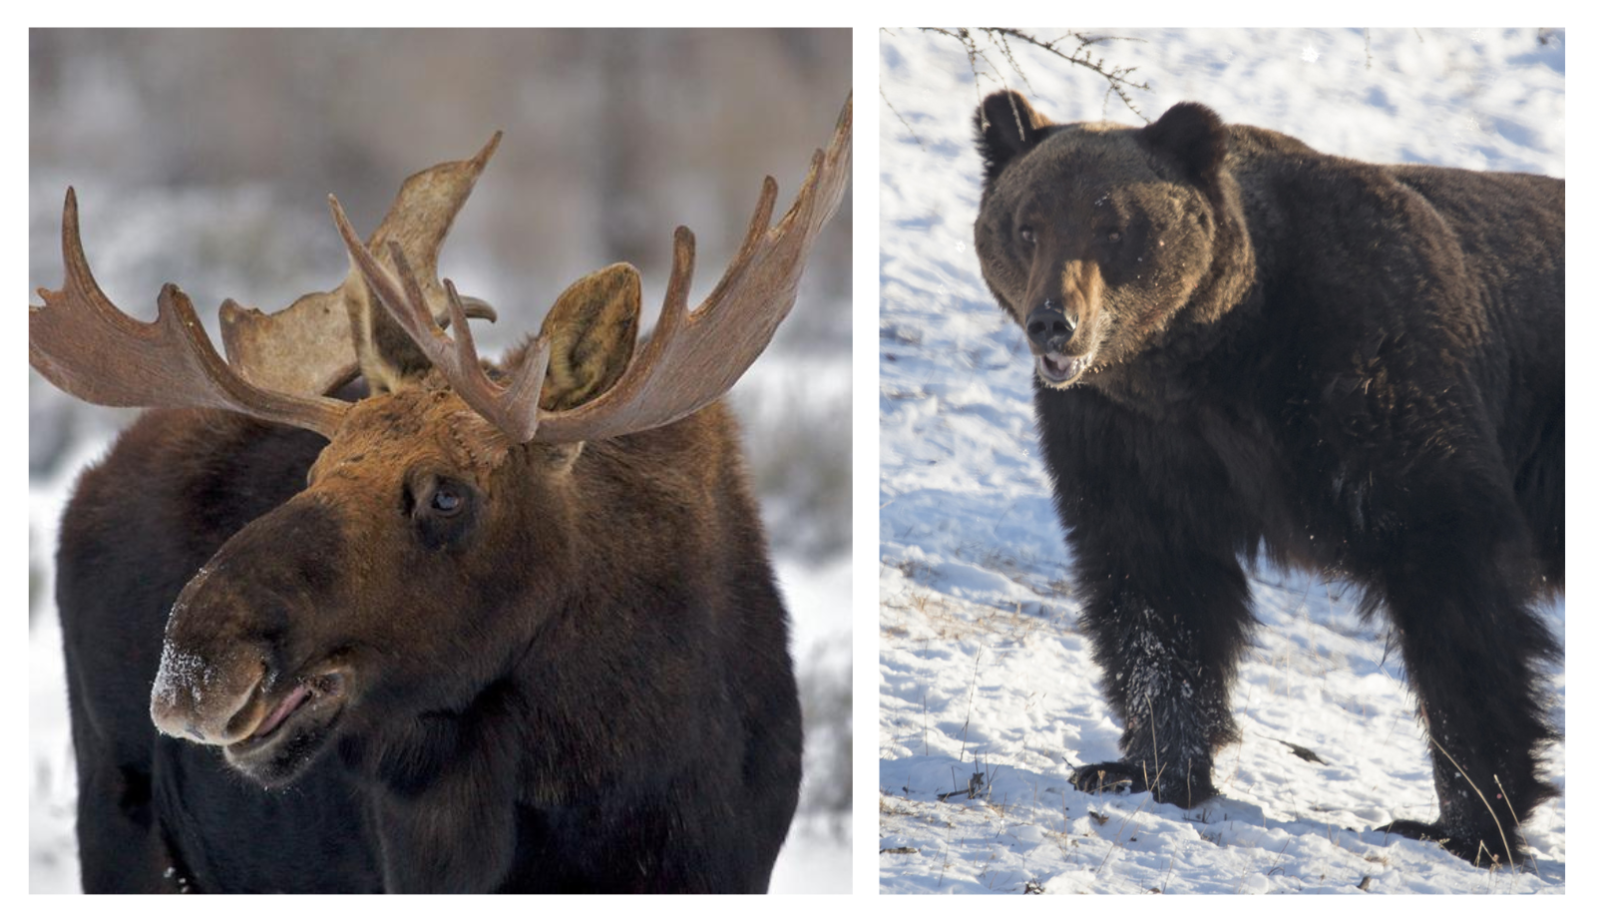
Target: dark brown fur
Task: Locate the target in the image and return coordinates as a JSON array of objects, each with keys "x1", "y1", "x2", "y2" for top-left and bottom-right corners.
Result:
[
  {"x1": 973, "y1": 93, "x2": 1562, "y2": 867},
  {"x1": 59, "y1": 386, "x2": 801, "y2": 892}
]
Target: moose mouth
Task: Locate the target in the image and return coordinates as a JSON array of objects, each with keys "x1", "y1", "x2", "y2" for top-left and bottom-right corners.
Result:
[
  {"x1": 224, "y1": 669, "x2": 350, "y2": 787},
  {"x1": 1035, "y1": 351, "x2": 1092, "y2": 387}
]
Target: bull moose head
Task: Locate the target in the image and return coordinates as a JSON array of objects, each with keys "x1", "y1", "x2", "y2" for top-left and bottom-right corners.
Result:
[{"x1": 30, "y1": 97, "x2": 851, "y2": 789}]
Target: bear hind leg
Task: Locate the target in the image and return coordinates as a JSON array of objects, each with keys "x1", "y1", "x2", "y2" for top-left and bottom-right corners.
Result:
[{"x1": 1374, "y1": 514, "x2": 1560, "y2": 867}]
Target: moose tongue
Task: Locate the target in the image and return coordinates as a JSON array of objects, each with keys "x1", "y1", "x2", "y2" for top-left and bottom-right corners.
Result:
[{"x1": 253, "y1": 684, "x2": 312, "y2": 740}]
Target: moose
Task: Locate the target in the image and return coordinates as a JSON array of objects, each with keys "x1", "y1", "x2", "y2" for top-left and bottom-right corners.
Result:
[{"x1": 31, "y1": 98, "x2": 850, "y2": 893}]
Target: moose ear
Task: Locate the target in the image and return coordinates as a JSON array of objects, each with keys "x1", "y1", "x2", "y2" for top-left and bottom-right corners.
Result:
[
  {"x1": 537, "y1": 263, "x2": 641, "y2": 413},
  {"x1": 975, "y1": 91, "x2": 1054, "y2": 184},
  {"x1": 1138, "y1": 102, "x2": 1228, "y2": 187}
]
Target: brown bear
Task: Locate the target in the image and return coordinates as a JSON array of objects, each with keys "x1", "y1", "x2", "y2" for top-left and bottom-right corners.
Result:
[{"x1": 972, "y1": 90, "x2": 1563, "y2": 868}]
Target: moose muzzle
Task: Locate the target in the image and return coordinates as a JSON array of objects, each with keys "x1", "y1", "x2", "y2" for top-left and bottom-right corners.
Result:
[
  {"x1": 149, "y1": 499, "x2": 352, "y2": 752},
  {"x1": 149, "y1": 563, "x2": 280, "y2": 745},
  {"x1": 148, "y1": 532, "x2": 356, "y2": 789}
]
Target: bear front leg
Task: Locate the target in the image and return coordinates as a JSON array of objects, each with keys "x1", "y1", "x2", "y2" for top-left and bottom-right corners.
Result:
[
  {"x1": 1035, "y1": 387, "x2": 1254, "y2": 809},
  {"x1": 1068, "y1": 550, "x2": 1254, "y2": 809}
]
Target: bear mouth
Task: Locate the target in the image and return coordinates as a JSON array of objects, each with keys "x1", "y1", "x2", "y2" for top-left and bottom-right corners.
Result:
[{"x1": 1035, "y1": 351, "x2": 1091, "y2": 387}]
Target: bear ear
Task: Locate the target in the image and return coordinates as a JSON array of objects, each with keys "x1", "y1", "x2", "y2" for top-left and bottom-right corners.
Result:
[
  {"x1": 975, "y1": 91, "x2": 1054, "y2": 184},
  {"x1": 1138, "y1": 102, "x2": 1228, "y2": 187}
]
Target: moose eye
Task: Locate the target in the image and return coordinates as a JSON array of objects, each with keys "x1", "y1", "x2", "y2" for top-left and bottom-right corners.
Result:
[
  {"x1": 1104, "y1": 229, "x2": 1123, "y2": 244},
  {"x1": 1018, "y1": 225, "x2": 1037, "y2": 246},
  {"x1": 410, "y1": 476, "x2": 479, "y2": 551},
  {"x1": 430, "y1": 485, "x2": 463, "y2": 516}
]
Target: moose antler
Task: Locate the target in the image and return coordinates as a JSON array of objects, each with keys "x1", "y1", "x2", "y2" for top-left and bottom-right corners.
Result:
[
  {"x1": 220, "y1": 132, "x2": 503, "y2": 398},
  {"x1": 29, "y1": 189, "x2": 350, "y2": 438},
  {"x1": 331, "y1": 202, "x2": 547, "y2": 441},
  {"x1": 338, "y1": 93, "x2": 853, "y2": 444},
  {"x1": 30, "y1": 136, "x2": 505, "y2": 437}
]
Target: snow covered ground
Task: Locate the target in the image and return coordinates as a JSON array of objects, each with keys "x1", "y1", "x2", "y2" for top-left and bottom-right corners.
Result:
[{"x1": 878, "y1": 27, "x2": 1565, "y2": 894}]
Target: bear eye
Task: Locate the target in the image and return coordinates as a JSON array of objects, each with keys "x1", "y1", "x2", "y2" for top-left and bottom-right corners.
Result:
[
  {"x1": 1104, "y1": 229, "x2": 1123, "y2": 244},
  {"x1": 1018, "y1": 225, "x2": 1037, "y2": 246}
]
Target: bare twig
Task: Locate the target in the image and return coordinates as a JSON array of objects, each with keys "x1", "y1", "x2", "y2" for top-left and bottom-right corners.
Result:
[
  {"x1": 1494, "y1": 773, "x2": 1541, "y2": 878},
  {"x1": 880, "y1": 86, "x2": 926, "y2": 149},
  {"x1": 1428, "y1": 733, "x2": 1514, "y2": 868},
  {"x1": 920, "y1": 27, "x2": 1150, "y2": 121},
  {"x1": 958, "y1": 646, "x2": 983, "y2": 761}
]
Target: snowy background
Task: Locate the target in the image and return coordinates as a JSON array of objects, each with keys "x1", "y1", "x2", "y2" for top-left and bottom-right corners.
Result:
[
  {"x1": 28, "y1": 29, "x2": 851, "y2": 893},
  {"x1": 878, "y1": 27, "x2": 1565, "y2": 894}
]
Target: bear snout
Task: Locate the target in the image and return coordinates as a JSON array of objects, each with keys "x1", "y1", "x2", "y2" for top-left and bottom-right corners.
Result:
[
  {"x1": 1023, "y1": 299, "x2": 1095, "y2": 386},
  {"x1": 1025, "y1": 300, "x2": 1078, "y2": 353}
]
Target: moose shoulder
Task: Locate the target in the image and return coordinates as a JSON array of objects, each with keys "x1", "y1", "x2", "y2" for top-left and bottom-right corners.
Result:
[{"x1": 37, "y1": 98, "x2": 851, "y2": 893}]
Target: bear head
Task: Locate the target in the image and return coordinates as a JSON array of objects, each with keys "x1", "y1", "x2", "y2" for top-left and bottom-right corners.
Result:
[{"x1": 973, "y1": 92, "x2": 1251, "y2": 390}]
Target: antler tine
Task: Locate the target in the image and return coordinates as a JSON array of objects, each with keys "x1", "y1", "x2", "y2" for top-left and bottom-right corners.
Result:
[
  {"x1": 389, "y1": 246, "x2": 547, "y2": 442},
  {"x1": 30, "y1": 188, "x2": 348, "y2": 438},
  {"x1": 386, "y1": 243, "x2": 488, "y2": 395},
  {"x1": 443, "y1": 276, "x2": 550, "y2": 438},
  {"x1": 328, "y1": 196, "x2": 433, "y2": 349},
  {"x1": 331, "y1": 194, "x2": 547, "y2": 441},
  {"x1": 382, "y1": 241, "x2": 450, "y2": 354},
  {"x1": 220, "y1": 131, "x2": 503, "y2": 398},
  {"x1": 393, "y1": 246, "x2": 469, "y2": 360},
  {"x1": 531, "y1": 93, "x2": 852, "y2": 445}
]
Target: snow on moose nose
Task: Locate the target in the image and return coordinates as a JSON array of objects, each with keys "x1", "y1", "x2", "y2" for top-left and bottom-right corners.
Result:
[{"x1": 149, "y1": 579, "x2": 272, "y2": 747}]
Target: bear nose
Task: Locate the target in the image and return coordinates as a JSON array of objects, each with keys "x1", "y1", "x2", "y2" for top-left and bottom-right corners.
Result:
[{"x1": 1025, "y1": 300, "x2": 1077, "y2": 351}]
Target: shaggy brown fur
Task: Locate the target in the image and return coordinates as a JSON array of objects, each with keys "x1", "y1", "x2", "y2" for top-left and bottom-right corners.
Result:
[{"x1": 973, "y1": 92, "x2": 1562, "y2": 867}]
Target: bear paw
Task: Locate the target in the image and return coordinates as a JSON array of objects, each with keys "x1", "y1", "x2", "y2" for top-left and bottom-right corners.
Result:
[
  {"x1": 1068, "y1": 761, "x2": 1144, "y2": 796},
  {"x1": 1069, "y1": 760, "x2": 1219, "y2": 808},
  {"x1": 1375, "y1": 818, "x2": 1525, "y2": 868}
]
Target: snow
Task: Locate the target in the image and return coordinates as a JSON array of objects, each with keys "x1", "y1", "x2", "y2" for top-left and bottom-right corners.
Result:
[
  {"x1": 878, "y1": 27, "x2": 1564, "y2": 894},
  {"x1": 28, "y1": 438, "x2": 102, "y2": 895},
  {"x1": 150, "y1": 642, "x2": 210, "y2": 711}
]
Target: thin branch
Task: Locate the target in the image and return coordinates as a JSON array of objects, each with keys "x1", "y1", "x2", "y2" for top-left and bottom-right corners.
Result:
[
  {"x1": 880, "y1": 86, "x2": 925, "y2": 149},
  {"x1": 921, "y1": 27, "x2": 1150, "y2": 121}
]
